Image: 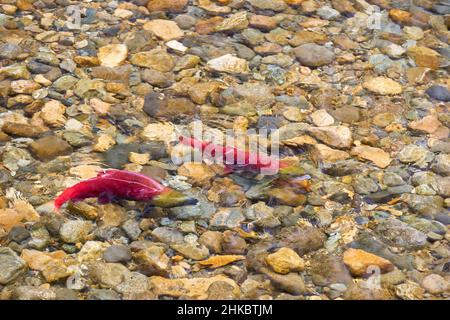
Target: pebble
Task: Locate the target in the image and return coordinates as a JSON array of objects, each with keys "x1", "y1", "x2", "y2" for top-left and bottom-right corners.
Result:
[
  {"x1": 206, "y1": 54, "x2": 250, "y2": 74},
  {"x1": 350, "y1": 145, "x2": 392, "y2": 168},
  {"x1": 310, "y1": 254, "x2": 352, "y2": 286},
  {"x1": 426, "y1": 85, "x2": 450, "y2": 102},
  {"x1": 98, "y1": 44, "x2": 128, "y2": 68},
  {"x1": 308, "y1": 126, "x2": 353, "y2": 149},
  {"x1": 29, "y1": 135, "x2": 73, "y2": 162},
  {"x1": 310, "y1": 110, "x2": 335, "y2": 127},
  {"x1": 343, "y1": 248, "x2": 394, "y2": 277},
  {"x1": 363, "y1": 77, "x2": 403, "y2": 95},
  {"x1": 265, "y1": 247, "x2": 305, "y2": 274},
  {"x1": 421, "y1": 274, "x2": 449, "y2": 294},
  {"x1": 293, "y1": 44, "x2": 335, "y2": 67},
  {"x1": 375, "y1": 219, "x2": 428, "y2": 250},
  {"x1": 0, "y1": 248, "x2": 27, "y2": 285},
  {"x1": 59, "y1": 221, "x2": 93, "y2": 244},
  {"x1": 150, "y1": 275, "x2": 239, "y2": 299},
  {"x1": 103, "y1": 245, "x2": 132, "y2": 263},
  {"x1": 143, "y1": 20, "x2": 184, "y2": 41}
]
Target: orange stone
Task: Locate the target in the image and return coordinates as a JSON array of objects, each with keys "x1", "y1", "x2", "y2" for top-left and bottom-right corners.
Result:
[
  {"x1": 407, "y1": 46, "x2": 442, "y2": 70},
  {"x1": 343, "y1": 248, "x2": 394, "y2": 277},
  {"x1": 389, "y1": 9, "x2": 412, "y2": 25},
  {"x1": 147, "y1": 0, "x2": 188, "y2": 12},
  {"x1": 249, "y1": 15, "x2": 278, "y2": 31},
  {"x1": 195, "y1": 17, "x2": 224, "y2": 34}
]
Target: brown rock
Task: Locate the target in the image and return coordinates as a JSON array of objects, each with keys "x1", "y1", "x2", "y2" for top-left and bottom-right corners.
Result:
[
  {"x1": 177, "y1": 162, "x2": 215, "y2": 187},
  {"x1": 188, "y1": 81, "x2": 223, "y2": 105},
  {"x1": 130, "y1": 49, "x2": 174, "y2": 72},
  {"x1": 249, "y1": 15, "x2": 278, "y2": 31},
  {"x1": 389, "y1": 9, "x2": 412, "y2": 25},
  {"x1": 289, "y1": 31, "x2": 328, "y2": 47},
  {"x1": 147, "y1": 0, "x2": 188, "y2": 12},
  {"x1": 2, "y1": 122, "x2": 43, "y2": 138},
  {"x1": 308, "y1": 126, "x2": 353, "y2": 149},
  {"x1": 284, "y1": 0, "x2": 305, "y2": 5},
  {"x1": 343, "y1": 248, "x2": 394, "y2": 277},
  {"x1": 73, "y1": 56, "x2": 100, "y2": 67},
  {"x1": 407, "y1": 46, "x2": 442, "y2": 70},
  {"x1": 363, "y1": 77, "x2": 403, "y2": 95},
  {"x1": 10, "y1": 80, "x2": 41, "y2": 94},
  {"x1": 265, "y1": 247, "x2": 305, "y2": 274},
  {"x1": 195, "y1": 17, "x2": 224, "y2": 34},
  {"x1": 409, "y1": 114, "x2": 449, "y2": 139},
  {"x1": 350, "y1": 145, "x2": 392, "y2": 168},
  {"x1": 331, "y1": 0, "x2": 356, "y2": 14},
  {"x1": 150, "y1": 275, "x2": 240, "y2": 299},
  {"x1": 29, "y1": 135, "x2": 72, "y2": 161},
  {"x1": 214, "y1": 11, "x2": 248, "y2": 32},
  {"x1": 16, "y1": 0, "x2": 34, "y2": 11},
  {"x1": 311, "y1": 144, "x2": 350, "y2": 164},
  {"x1": 199, "y1": 231, "x2": 223, "y2": 254},
  {"x1": 39, "y1": 100, "x2": 66, "y2": 128},
  {"x1": 97, "y1": 44, "x2": 128, "y2": 68},
  {"x1": 143, "y1": 20, "x2": 184, "y2": 41},
  {"x1": 21, "y1": 249, "x2": 70, "y2": 282}
]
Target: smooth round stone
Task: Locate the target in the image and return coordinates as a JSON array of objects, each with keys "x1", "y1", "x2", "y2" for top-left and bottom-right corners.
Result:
[
  {"x1": 425, "y1": 85, "x2": 450, "y2": 102},
  {"x1": 8, "y1": 226, "x2": 31, "y2": 243},
  {"x1": 103, "y1": 245, "x2": 132, "y2": 263}
]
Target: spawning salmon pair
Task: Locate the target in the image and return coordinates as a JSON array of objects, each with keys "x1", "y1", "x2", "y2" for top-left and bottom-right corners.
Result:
[{"x1": 55, "y1": 136, "x2": 310, "y2": 210}]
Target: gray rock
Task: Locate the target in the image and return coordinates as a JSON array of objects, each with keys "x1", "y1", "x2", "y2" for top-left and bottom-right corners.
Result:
[
  {"x1": 170, "y1": 242, "x2": 210, "y2": 260},
  {"x1": 432, "y1": 154, "x2": 450, "y2": 176},
  {"x1": 105, "y1": 143, "x2": 139, "y2": 169},
  {"x1": 52, "y1": 75, "x2": 78, "y2": 92},
  {"x1": 103, "y1": 245, "x2": 132, "y2": 263},
  {"x1": 401, "y1": 194, "x2": 444, "y2": 217},
  {"x1": 398, "y1": 145, "x2": 434, "y2": 168},
  {"x1": 8, "y1": 226, "x2": 31, "y2": 243},
  {"x1": 375, "y1": 219, "x2": 428, "y2": 250},
  {"x1": 0, "y1": 248, "x2": 27, "y2": 285},
  {"x1": 170, "y1": 189, "x2": 215, "y2": 220},
  {"x1": 151, "y1": 227, "x2": 184, "y2": 244},
  {"x1": 115, "y1": 272, "x2": 149, "y2": 294},
  {"x1": 310, "y1": 254, "x2": 352, "y2": 286},
  {"x1": 174, "y1": 14, "x2": 197, "y2": 29},
  {"x1": 210, "y1": 208, "x2": 246, "y2": 229},
  {"x1": 247, "y1": 0, "x2": 287, "y2": 12},
  {"x1": 121, "y1": 219, "x2": 141, "y2": 241},
  {"x1": 350, "y1": 232, "x2": 414, "y2": 270},
  {"x1": 207, "y1": 281, "x2": 237, "y2": 300},
  {"x1": 141, "y1": 69, "x2": 173, "y2": 88},
  {"x1": 426, "y1": 85, "x2": 450, "y2": 102},
  {"x1": 317, "y1": 6, "x2": 340, "y2": 20},
  {"x1": 89, "y1": 262, "x2": 131, "y2": 289},
  {"x1": 383, "y1": 172, "x2": 405, "y2": 186},
  {"x1": 87, "y1": 289, "x2": 122, "y2": 300},
  {"x1": 13, "y1": 286, "x2": 56, "y2": 300},
  {"x1": 353, "y1": 176, "x2": 379, "y2": 194},
  {"x1": 261, "y1": 268, "x2": 307, "y2": 295},
  {"x1": 54, "y1": 288, "x2": 79, "y2": 300},
  {"x1": 0, "y1": 43, "x2": 22, "y2": 59},
  {"x1": 401, "y1": 216, "x2": 447, "y2": 236},
  {"x1": 59, "y1": 220, "x2": 93, "y2": 244},
  {"x1": 28, "y1": 224, "x2": 51, "y2": 250}
]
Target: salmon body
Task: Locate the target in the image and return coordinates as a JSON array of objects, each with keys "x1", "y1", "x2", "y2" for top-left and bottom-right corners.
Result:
[
  {"x1": 54, "y1": 169, "x2": 197, "y2": 210},
  {"x1": 179, "y1": 136, "x2": 287, "y2": 173}
]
